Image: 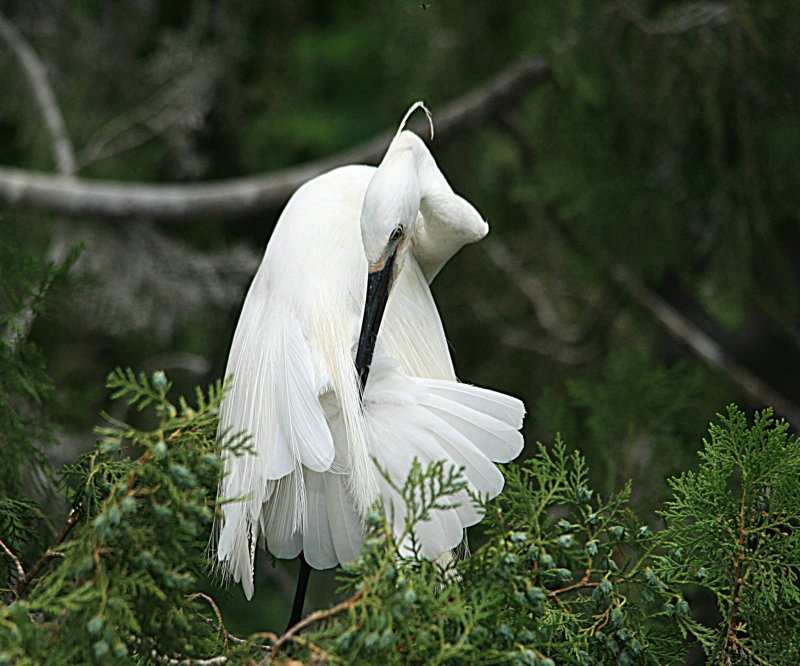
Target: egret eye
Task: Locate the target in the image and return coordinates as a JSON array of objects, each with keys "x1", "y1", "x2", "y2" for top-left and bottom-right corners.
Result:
[{"x1": 389, "y1": 225, "x2": 404, "y2": 243}]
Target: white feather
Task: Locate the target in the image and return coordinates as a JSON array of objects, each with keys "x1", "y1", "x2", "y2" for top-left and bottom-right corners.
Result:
[
  {"x1": 423, "y1": 379, "x2": 526, "y2": 429},
  {"x1": 325, "y1": 471, "x2": 364, "y2": 565},
  {"x1": 278, "y1": 316, "x2": 335, "y2": 473},
  {"x1": 302, "y1": 470, "x2": 338, "y2": 569},
  {"x1": 418, "y1": 392, "x2": 524, "y2": 463},
  {"x1": 262, "y1": 474, "x2": 303, "y2": 560}
]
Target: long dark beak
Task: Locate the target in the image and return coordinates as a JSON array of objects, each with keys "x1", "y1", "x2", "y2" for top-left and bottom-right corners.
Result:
[{"x1": 355, "y1": 248, "x2": 398, "y2": 395}]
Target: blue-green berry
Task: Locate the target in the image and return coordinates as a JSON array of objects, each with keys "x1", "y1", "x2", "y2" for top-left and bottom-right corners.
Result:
[
  {"x1": 555, "y1": 568, "x2": 572, "y2": 583},
  {"x1": 609, "y1": 525, "x2": 625, "y2": 540},
  {"x1": 153, "y1": 440, "x2": 168, "y2": 459},
  {"x1": 87, "y1": 615, "x2": 104, "y2": 636},
  {"x1": 152, "y1": 370, "x2": 168, "y2": 389},
  {"x1": 93, "y1": 641, "x2": 109, "y2": 660},
  {"x1": 557, "y1": 534, "x2": 575, "y2": 549},
  {"x1": 120, "y1": 496, "x2": 136, "y2": 514},
  {"x1": 510, "y1": 531, "x2": 527, "y2": 546}
]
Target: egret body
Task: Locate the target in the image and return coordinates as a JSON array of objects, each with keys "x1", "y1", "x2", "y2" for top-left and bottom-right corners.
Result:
[{"x1": 213, "y1": 105, "x2": 525, "y2": 622}]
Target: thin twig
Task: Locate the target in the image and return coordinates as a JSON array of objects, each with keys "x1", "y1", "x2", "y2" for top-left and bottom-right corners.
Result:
[
  {"x1": 264, "y1": 589, "x2": 364, "y2": 663},
  {"x1": 0, "y1": 12, "x2": 75, "y2": 175},
  {"x1": 0, "y1": 537, "x2": 26, "y2": 584},
  {"x1": 16, "y1": 506, "x2": 80, "y2": 597},
  {"x1": 149, "y1": 650, "x2": 227, "y2": 666},
  {"x1": 195, "y1": 613, "x2": 250, "y2": 647},
  {"x1": 188, "y1": 592, "x2": 262, "y2": 649}
]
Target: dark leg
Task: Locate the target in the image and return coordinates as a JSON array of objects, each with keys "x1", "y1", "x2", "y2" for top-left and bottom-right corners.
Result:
[{"x1": 286, "y1": 552, "x2": 311, "y2": 632}]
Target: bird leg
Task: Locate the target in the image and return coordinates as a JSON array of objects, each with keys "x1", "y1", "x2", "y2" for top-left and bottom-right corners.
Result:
[{"x1": 286, "y1": 553, "x2": 312, "y2": 632}]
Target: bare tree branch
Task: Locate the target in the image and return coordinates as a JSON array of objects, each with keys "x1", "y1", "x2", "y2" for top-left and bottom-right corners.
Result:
[
  {"x1": 0, "y1": 537, "x2": 26, "y2": 586},
  {"x1": 546, "y1": 213, "x2": 800, "y2": 427},
  {"x1": 0, "y1": 12, "x2": 76, "y2": 176},
  {"x1": 483, "y1": 236, "x2": 607, "y2": 345},
  {"x1": 614, "y1": 1, "x2": 730, "y2": 36},
  {"x1": 0, "y1": 12, "x2": 79, "y2": 350},
  {"x1": 609, "y1": 264, "x2": 800, "y2": 427},
  {"x1": 15, "y1": 507, "x2": 79, "y2": 598},
  {"x1": 0, "y1": 59, "x2": 551, "y2": 222}
]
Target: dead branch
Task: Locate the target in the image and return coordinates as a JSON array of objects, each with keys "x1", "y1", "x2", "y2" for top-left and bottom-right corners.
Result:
[
  {"x1": 0, "y1": 11, "x2": 78, "y2": 346},
  {"x1": 483, "y1": 236, "x2": 606, "y2": 345},
  {"x1": 0, "y1": 59, "x2": 551, "y2": 222},
  {"x1": 148, "y1": 651, "x2": 227, "y2": 666}
]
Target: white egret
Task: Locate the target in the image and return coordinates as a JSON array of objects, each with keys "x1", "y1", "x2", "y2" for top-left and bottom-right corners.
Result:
[{"x1": 212, "y1": 103, "x2": 525, "y2": 627}]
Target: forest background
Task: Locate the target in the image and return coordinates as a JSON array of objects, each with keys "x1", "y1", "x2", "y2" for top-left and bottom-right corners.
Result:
[{"x1": 2, "y1": 1, "x2": 800, "y2": 663}]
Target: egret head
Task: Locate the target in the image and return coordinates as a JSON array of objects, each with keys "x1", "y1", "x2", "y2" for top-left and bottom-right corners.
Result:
[
  {"x1": 359, "y1": 143, "x2": 420, "y2": 271},
  {"x1": 355, "y1": 136, "x2": 422, "y2": 394}
]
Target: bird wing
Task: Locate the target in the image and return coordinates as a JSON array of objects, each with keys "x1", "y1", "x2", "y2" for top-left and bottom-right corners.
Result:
[{"x1": 214, "y1": 264, "x2": 336, "y2": 594}]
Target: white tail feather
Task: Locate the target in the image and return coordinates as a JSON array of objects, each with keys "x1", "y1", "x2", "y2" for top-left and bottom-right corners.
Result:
[
  {"x1": 419, "y1": 392, "x2": 524, "y2": 463},
  {"x1": 279, "y1": 321, "x2": 335, "y2": 473},
  {"x1": 423, "y1": 379, "x2": 526, "y2": 429},
  {"x1": 303, "y1": 470, "x2": 338, "y2": 569},
  {"x1": 325, "y1": 471, "x2": 364, "y2": 565}
]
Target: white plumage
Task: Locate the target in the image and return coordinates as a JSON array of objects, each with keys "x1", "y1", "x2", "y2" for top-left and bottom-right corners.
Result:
[{"x1": 213, "y1": 104, "x2": 525, "y2": 599}]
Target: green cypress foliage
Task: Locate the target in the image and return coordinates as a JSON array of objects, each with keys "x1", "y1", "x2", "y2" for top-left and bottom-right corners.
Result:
[
  {"x1": 2, "y1": 370, "x2": 253, "y2": 664},
  {"x1": 2, "y1": 373, "x2": 800, "y2": 663},
  {"x1": 658, "y1": 406, "x2": 800, "y2": 663}
]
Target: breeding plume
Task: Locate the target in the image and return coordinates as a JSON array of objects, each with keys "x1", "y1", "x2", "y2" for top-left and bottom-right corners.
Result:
[{"x1": 213, "y1": 104, "x2": 525, "y2": 618}]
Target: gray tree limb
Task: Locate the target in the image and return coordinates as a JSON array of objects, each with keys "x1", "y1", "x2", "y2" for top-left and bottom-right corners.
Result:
[{"x1": 0, "y1": 59, "x2": 551, "y2": 222}]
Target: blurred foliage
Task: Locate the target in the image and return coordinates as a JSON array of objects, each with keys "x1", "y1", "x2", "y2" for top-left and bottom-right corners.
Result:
[{"x1": 1, "y1": 0, "x2": 800, "y2": 660}]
